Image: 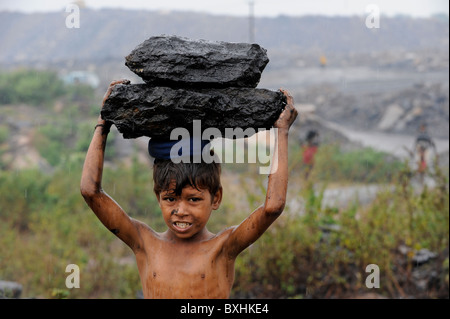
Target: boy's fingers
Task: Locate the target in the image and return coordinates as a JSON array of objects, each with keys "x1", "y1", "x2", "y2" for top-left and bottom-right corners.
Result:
[
  {"x1": 279, "y1": 88, "x2": 294, "y2": 106},
  {"x1": 279, "y1": 89, "x2": 298, "y2": 125},
  {"x1": 109, "y1": 79, "x2": 130, "y2": 87},
  {"x1": 102, "y1": 79, "x2": 130, "y2": 102}
]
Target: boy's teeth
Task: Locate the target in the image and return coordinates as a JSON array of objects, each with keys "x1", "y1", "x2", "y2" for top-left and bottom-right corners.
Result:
[{"x1": 175, "y1": 222, "x2": 190, "y2": 228}]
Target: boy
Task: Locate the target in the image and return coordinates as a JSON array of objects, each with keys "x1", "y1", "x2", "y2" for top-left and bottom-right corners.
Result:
[{"x1": 80, "y1": 80, "x2": 298, "y2": 298}]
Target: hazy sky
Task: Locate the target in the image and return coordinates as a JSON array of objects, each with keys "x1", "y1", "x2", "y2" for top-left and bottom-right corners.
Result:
[{"x1": 0, "y1": 0, "x2": 448, "y2": 17}]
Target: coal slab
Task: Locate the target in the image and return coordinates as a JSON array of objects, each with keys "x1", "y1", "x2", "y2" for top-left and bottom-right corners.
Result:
[
  {"x1": 102, "y1": 83, "x2": 286, "y2": 139},
  {"x1": 125, "y1": 35, "x2": 269, "y2": 88}
]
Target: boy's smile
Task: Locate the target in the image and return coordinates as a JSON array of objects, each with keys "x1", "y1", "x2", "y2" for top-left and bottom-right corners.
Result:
[{"x1": 157, "y1": 182, "x2": 222, "y2": 241}]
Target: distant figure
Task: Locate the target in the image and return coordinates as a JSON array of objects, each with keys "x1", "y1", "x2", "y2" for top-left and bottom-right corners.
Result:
[
  {"x1": 319, "y1": 55, "x2": 327, "y2": 68},
  {"x1": 413, "y1": 123, "x2": 437, "y2": 182},
  {"x1": 302, "y1": 130, "x2": 320, "y2": 179}
]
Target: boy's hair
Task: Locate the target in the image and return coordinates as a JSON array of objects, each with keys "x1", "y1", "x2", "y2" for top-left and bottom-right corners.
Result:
[{"x1": 153, "y1": 158, "x2": 221, "y2": 198}]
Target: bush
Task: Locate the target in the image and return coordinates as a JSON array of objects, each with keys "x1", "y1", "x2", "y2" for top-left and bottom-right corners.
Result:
[
  {"x1": 33, "y1": 122, "x2": 72, "y2": 166},
  {"x1": 0, "y1": 69, "x2": 97, "y2": 108},
  {"x1": 0, "y1": 124, "x2": 9, "y2": 144},
  {"x1": 296, "y1": 144, "x2": 405, "y2": 183},
  {"x1": 232, "y1": 162, "x2": 449, "y2": 299},
  {"x1": 0, "y1": 69, "x2": 65, "y2": 106},
  {"x1": 33, "y1": 120, "x2": 111, "y2": 167},
  {"x1": 0, "y1": 163, "x2": 150, "y2": 298}
]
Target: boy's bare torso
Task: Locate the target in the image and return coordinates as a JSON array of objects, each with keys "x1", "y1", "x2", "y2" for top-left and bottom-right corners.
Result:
[{"x1": 135, "y1": 226, "x2": 235, "y2": 299}]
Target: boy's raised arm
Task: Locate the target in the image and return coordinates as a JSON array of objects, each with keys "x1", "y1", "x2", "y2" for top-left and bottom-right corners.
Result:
[
  {"x1": 225, "y1": 89, "x2": 298, "y2": 259},
  {"x1": 80, "y1": 80, "x2": 145, "y2": 252}
]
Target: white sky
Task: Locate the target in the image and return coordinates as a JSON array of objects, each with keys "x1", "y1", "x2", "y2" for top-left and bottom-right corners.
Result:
[{"x1": 0, "y1": 0, "x2": 448, "y2": 17}]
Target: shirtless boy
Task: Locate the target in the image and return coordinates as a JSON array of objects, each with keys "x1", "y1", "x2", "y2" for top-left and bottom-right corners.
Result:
[{"x1": 80, "y1": 80, "x2": 298, "y2": 298}]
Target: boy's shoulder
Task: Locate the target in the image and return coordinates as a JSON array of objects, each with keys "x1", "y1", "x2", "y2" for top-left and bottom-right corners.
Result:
[{"x1": 214, "y1": 226, "x2": 236, "y2": 240}]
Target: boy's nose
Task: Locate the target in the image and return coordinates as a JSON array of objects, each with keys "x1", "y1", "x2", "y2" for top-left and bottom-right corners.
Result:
[
  {"x1": 173, "y1": 204, "x2": 189, "y2": 216},
  {"x1": 174, "y1": 209, "x2": 188, "y2": 216}
]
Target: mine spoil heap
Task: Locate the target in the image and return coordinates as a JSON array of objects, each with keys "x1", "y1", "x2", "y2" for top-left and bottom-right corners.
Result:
[{"x1": 102, "y1": 35, "x2": 286, "y2": 139}]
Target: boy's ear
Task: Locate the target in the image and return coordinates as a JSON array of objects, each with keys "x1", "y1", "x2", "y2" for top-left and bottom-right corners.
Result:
[{"x1": 211, "y1": 187, "x2": 223, "y2": 210}]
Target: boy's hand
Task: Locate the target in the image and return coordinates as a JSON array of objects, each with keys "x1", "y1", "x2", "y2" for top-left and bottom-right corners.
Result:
[
  {"x1": 98, "y1": 79, "x2": 130, "y2": 127},
  {"x1": 101, "y1": 79, "x2": 130, "y2": 109},
  {"x1": 274, "y1": 89, "x2": 298, "y2": 130}
]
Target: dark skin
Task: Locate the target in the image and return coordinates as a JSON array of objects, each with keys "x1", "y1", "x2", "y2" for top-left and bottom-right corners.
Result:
[{"x1": 80, "y1": 80, "x2": 298, "y2": 299}]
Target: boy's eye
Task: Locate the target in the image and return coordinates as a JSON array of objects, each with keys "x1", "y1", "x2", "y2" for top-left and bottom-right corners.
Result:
[
  {"x1": 189, "y1": 197, "x2": 202, "y2": 202},
  {"x1": 164, "y1": 197, "x2": 176, "y2": 202}
]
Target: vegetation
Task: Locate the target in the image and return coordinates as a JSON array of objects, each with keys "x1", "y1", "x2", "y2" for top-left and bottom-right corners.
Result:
[
  {"x1": 233, "y1": 162, "x2": 449, "y2": 298},
  {"x1": 0, "y1": 69, "x2": 448, "y2": 299},
  {"x1": 0, "y1": 69, "x2": 65, "y2": 106}
]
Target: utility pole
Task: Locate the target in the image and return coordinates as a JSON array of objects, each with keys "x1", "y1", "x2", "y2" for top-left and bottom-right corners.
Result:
[{"x1": 248, "y1": 0, "x2": 255, "y2": 43}]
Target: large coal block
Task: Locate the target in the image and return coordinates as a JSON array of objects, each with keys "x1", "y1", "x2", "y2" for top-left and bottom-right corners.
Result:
[
  {"x1": 125, "y1": 35, "x2": 269, "y2": 88},
  {"x1": 102, "y1": 83, "x2": 286, "y2": 139}
]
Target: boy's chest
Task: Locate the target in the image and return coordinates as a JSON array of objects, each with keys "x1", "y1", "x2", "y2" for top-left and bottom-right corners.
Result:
[
  {"x1": 149, "y1": 243, "x2": 223, "y2": 278},
  {"x1": 137, "y1": 240, "x2": 233, "y2": 298}
]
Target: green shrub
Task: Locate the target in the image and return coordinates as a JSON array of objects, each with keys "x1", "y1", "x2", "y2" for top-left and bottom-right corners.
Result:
[
  {"x1": 0, "y1": 124, "x2": 9, "y2": 144},
  {"x1": 0, "y1": 69, "x2": 97, "y2": 108},
  {"x1": 306, "y1": 144, "x2": 404, "y2": 183},
  {"x1": 0, "y1": 163, "x2": 149, "y2": 298},
  {"x1": 0, "y1": 69, "x2": 65, "y2": 106},
  {"x1": 232, "y1": 161, "x2": 449, "y2": 299}
]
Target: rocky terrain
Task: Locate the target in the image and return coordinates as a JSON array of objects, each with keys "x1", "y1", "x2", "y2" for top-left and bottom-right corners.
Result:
[
  {"x1": 0, "y1": 10, "x2": 447, "y2": 65},
  {"x1": 294, "y1": 80, "x2": 449, "y2": 139},
  {"x1": 0, "y1": 9, "x2": 448, "y2": 165}
]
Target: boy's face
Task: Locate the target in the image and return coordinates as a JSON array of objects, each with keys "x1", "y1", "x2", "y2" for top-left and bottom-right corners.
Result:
[{"x1": 157, "y1": 181, "x2": 222, "y2": 240}]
